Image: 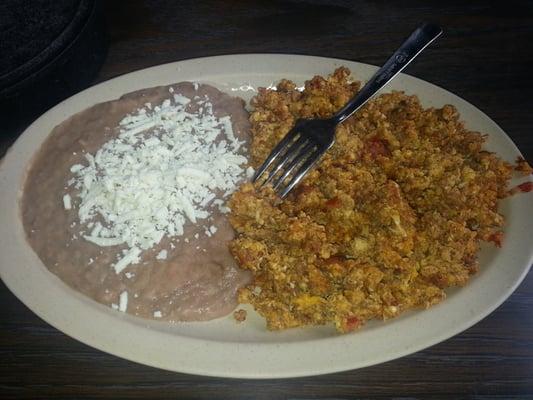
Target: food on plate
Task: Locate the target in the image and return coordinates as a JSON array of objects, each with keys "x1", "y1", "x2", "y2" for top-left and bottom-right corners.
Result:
[
  {"x1": 19, "y1": 67, "x2": 531, "y2": 332},
  {"x1": 233, "y1": 308, "x2": 247, "y2": 322},
  {"x1": 228, "y1": 67, "x2": 532, "y2": 333},
  {"x1": 22, "y1": 82, "x2": 253, "y2": 321}
]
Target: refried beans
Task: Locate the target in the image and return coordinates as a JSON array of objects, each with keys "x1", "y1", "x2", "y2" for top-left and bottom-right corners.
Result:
[{"x1": 21, "y1": 82, "x2": 252, "y2": 321}]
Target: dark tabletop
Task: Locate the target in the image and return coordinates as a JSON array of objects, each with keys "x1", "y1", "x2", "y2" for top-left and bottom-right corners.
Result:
[{"x1": 2, "y1": 1, "x2": 533, "y2": 399}]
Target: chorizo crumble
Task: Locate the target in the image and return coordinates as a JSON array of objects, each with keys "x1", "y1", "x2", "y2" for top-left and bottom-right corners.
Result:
[{"x1": 229, "y1": 67, "x2": 532, "y2": 333}]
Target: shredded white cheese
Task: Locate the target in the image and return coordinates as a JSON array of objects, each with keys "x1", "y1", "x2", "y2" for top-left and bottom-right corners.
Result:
[
  {"x1": 118, "y1": 291, "x2": 128, "y2": 312},
  {"x1": 246, "y1": 166, "x2": 255, "y2": 180},
  {"x1": 156, "y1": 249, "x2": 168, "y2": 260},
  {"x1": 63, "y1": 194, "x2": 72, "y2": 210},
  {"x1": 114, "y1": 247, "x2": 141, "y2": 274},
  {"x1": 65, "y1": 89, "x2": 247, "y2": 273}
]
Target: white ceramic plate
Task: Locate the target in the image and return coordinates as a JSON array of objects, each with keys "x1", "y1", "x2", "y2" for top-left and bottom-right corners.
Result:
[{"x1": 1, "y1": 54, "x2": 532, "y2": 379}]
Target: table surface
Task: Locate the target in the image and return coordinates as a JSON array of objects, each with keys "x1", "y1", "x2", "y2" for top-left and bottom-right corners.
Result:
[{"x1": 2, "y1": 1, "x2": 532, "y2": 399}]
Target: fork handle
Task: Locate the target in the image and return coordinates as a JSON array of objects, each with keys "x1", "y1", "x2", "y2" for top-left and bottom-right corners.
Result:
[{"x1": 332, "y1": 23, "x2": 442, "y2": 124}]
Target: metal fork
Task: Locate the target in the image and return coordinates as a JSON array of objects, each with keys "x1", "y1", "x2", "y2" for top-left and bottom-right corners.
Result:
[{"x1": 253, "y1": 23, "x2": 443, "y2": 198}]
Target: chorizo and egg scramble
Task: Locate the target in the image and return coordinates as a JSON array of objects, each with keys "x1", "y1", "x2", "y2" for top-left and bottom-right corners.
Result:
[{"x1": 229, "y1": 67, "x2": 532, "y2": 333}]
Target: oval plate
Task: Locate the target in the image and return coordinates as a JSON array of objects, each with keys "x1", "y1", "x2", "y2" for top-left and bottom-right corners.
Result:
[{"x1": 1, "y1": 54, "x2": 532, "y2": 379}]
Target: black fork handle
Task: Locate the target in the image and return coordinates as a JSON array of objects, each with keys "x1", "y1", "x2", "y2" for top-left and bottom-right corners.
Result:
[{"x1": 332, "y1": 23, "x2": 443, "y2": 124}]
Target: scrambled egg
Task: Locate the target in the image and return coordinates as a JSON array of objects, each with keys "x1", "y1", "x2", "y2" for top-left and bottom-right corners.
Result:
[{"x1": 229, "y1": 67, "x2": 531, "y2": 333}]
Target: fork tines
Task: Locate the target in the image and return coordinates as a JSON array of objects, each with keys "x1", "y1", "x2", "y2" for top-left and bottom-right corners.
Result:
[{"x1": 253, "y1": 127, "x2": 323, "y2": 198}]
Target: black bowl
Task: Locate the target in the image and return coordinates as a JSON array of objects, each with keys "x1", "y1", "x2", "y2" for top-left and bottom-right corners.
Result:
[{"x1": 0, "y1": 0, "x2": 107, "y2": 137}]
